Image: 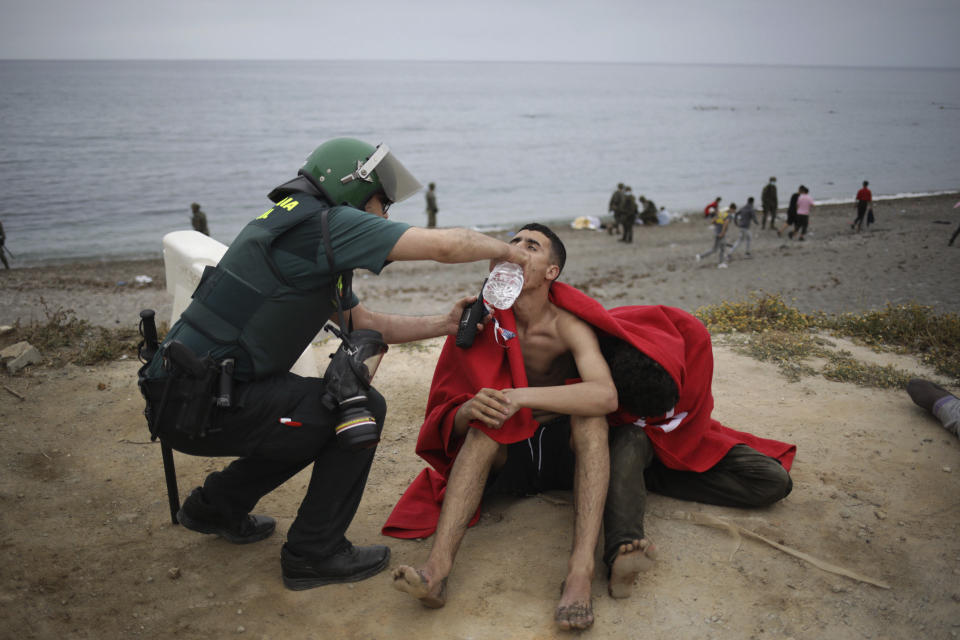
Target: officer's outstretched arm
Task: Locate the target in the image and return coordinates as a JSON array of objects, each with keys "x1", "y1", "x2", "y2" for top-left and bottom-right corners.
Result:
[
  {"x1": 388, "y1": 227, "x2": 527, "y2": 267},
  {"x1": 340, "y1": 299, "x2": 470, "y2": 345}
]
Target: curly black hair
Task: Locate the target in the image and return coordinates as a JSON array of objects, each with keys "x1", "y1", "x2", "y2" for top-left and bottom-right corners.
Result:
[{"x1": 600, "y1": 336, "x2": 678, "y2": 417}]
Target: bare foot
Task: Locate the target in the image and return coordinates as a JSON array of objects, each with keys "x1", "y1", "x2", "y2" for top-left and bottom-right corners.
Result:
[
  {"x1": 391, "y1": 565, "x2": 448, "y2": 609},
  {"x1": 554, "y1": 574, "x2": 594, "y2": 631},
  {"x1": 608, "y1": 538, "x2": 657, "y2": 599}
]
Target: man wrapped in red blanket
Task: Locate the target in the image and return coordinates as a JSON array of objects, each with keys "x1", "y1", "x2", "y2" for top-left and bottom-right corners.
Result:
[{"x1": 387, "y1": 224, "x2": 795, "y2": 631}]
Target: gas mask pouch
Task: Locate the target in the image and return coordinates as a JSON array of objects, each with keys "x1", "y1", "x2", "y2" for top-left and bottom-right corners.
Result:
[{"x1": 320, "y1": 325, "x2": 388, "y2": 450}]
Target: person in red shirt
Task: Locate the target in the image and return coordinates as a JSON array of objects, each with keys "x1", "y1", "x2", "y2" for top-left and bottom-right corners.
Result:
[
  {"x1": 704, "y1": 196, "x2": 722, "y2": 218},
  {"x1": 852, "y1": 180, "x2": 872, "y2": 232}
]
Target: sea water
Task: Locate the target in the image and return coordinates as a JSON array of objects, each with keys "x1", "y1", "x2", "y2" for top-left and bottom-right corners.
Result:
[{"x1": 1, "y1": 60, "x2": 958, "y2": 265}]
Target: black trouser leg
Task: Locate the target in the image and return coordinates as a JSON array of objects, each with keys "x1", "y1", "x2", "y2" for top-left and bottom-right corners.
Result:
[
  {"x1": 202, "y1": 457, "x2": 311, "y2": 521},
  {"x1": 603, "y1": 424, "x2": 654, "y2": 567},
  {"x1": 644, "y1": 444, "x2": 792, "y2": 508},
  {"x1": 853, "y1": 206, "x2": 866, "y2": 231},
  {"x1": 284, "y1": 386, "x2": 385, "y2": 558},
  {"x1": 159, "y1": 373, "x2": 387, "y2": 558}
]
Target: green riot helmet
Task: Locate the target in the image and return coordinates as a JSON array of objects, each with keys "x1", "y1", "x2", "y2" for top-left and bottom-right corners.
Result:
[{"x1": 298, "y1": 138, "x2": 423, "y2": 210}]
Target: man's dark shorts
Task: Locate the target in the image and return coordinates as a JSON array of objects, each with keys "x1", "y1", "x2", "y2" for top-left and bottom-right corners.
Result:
[{"x1": 486, "y1": 417, "x2": 575, "y2": 496}]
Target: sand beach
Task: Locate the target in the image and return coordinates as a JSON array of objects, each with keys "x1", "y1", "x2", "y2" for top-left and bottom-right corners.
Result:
[{"x1": 1, "y1": 193, "x2": 959, "y2": 638}]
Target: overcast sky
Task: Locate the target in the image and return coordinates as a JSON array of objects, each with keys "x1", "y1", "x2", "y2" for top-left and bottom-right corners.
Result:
[{"x1": 2, "y1": 0, "x2": 958, "y2": 68}]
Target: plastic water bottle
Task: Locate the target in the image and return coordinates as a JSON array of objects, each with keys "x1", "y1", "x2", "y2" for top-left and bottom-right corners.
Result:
[{"x1": 483, "y1": 262, "x2": 524, "y2": 310}]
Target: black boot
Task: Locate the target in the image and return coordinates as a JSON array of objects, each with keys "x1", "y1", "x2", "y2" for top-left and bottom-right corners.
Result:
[
  {"x1": 281, "y1": 543, "x2": 390, "y2": 590},
  {"x1": 907, "y1": 378, "x2": 954, "y2": 413},
  {"x1": 177, "y1": 487, "x2": 276, "y2": 544}
]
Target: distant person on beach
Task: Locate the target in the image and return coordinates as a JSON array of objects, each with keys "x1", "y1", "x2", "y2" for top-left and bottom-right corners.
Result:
[
  {"x1": 385, "y1": 230, "x2": 795, "y2": 629},
  {"x1": 789, "y1": 186, "x2": 813, "y2": 241},
  {"x1": 907, "y1": 379, "x2": 960, "y2": 438},
  {"x1": 852, "y1": 181, "x2": 872, "y2": 232},
  {"x1": 0, "y1": 219, "x2": 9, "y2": 269},
  {"x1": 139, "y1": 138, "x2": 530, "y2": 592},
  {"x1": 190, "y1": 202, "x2": 209, "y2": 236},
  {"x1": 608, "y1": 183, "x2": 625, "y2": 235},
  {"x1": 425, "y1": 182, "x2": 439, "y2": 228},
  {"x1": 658, "y1": 206, "x2": 671, "y2": 225},
  {"x1": 761, "y1": 177, "x2": 778, "y2": 230},
  {"x1": 727, "y1": 196, "x2": 758, "y2": 258},
  {"x1": 620, "y1": 187, "x2": 638, "y2": 243},
  {"x1": 696, "y1": 203, "x2": 732, "y2": 268},
  {"x1": 777, "y1": 188, "x2": 801, "y2": 238},
  {"x1": 639, "y1": 195, "x2": 658, "y2": 226},
  {"x1": 704, "y1": 196, "x2": 722, "y2": 218},
  {"x1": 950, "y1": 200, "x2": 960, "y2": 246}
]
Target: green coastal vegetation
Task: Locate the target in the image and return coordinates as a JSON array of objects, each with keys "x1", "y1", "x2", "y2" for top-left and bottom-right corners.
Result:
[{"x1": 695, "y1": 294, "x2": 960, "y2": 388}]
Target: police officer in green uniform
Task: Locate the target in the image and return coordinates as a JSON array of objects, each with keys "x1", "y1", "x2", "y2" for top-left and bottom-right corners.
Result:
[
  {"x1": 425, "y1": 182, "x2": 438, "y2": 228},
  {"x1": 0, "y1": 219, "x2": 9, "y2": 269},
  {"x1": 190, "y1": 202, "x2": 210, "y2": 236},
  {"x1": 139, "y1": 138, "x2": 528, "y2": 591},
  {"x1": 607, "y1": 183, "x2": 625, "y2": 235},
  {"x1": 619, "y1": 187, "x2": 638, "y2": 243},
  {"x1": 638, "y1": 195, "x2": 658, "y2": 226}
]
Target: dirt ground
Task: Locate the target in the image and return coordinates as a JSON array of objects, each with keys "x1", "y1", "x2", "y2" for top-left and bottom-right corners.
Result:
[{"x1": 1, "y1": 193, "x2": 959, "y2": 639}]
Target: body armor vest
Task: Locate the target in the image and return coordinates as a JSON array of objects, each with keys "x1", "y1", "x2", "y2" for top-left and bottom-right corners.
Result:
[{"x1": 179, "y1": 195, "x2": 349, "y2": 381}]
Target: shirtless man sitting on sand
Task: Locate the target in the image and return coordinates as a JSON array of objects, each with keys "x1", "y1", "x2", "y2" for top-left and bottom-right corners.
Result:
[{"x1": 391, "y1": 224, "x2": 651, "y2": 630}]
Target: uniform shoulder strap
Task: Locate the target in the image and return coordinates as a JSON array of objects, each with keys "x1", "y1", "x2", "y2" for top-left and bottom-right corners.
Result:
[{"x1": 320, "y1": 208, "x2": 354, "y2": 332}]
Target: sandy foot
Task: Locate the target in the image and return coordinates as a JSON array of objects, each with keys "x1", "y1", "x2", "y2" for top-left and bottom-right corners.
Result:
[
  {"x1": 609, "y1": 538, "x2": 657, "y2": 599},
  {"x1": 391, "y1": 565, "x2": 448, "y2": 609},
  {"x1": 555, "y1": 574, "x2": 594, "y2": 631}
]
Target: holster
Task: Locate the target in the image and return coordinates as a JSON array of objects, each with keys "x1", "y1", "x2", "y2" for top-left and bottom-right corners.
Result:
[{"x1": 138, "y1": 341, "x2": 224, "y2": 440}]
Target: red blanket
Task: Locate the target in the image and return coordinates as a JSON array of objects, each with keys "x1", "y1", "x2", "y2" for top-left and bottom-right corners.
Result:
[{"x1": 382, "y1": 282, "x2": 796, "y2": 539}]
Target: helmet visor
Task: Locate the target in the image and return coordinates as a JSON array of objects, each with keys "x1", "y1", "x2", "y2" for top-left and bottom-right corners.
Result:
[{"x1": 375, "y1": 148, "x2": 423, "y2": 204}]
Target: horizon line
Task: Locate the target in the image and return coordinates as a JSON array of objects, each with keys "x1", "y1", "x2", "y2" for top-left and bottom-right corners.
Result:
[{"x1": 1, "y1": 58, "x2": 958, "y2": 72}]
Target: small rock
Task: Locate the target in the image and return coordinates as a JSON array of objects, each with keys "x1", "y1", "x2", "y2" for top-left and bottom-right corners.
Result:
[
  {"x1": 1, "y1": 341, "x2": 43, "y2": 374},
  {"x1": 237, "y1": 626, "x2": 245, "y2": 633},
  {"x1": 874, "y1": 510, "x2": 887, "y2": 520},
  {"x1": 943, "y1": 466, "x2": 952, "y2": 473},
  {"x1": 168, "y1": 567, "x2": 181, "y2": 580}
]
